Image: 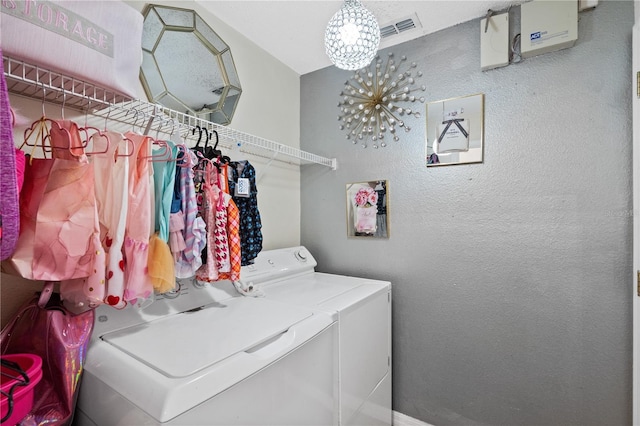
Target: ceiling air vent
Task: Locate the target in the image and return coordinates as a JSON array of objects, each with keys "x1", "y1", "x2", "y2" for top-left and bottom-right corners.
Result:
[{"x1": 379, "y1": 13, "x2": 422, "y2": 40}]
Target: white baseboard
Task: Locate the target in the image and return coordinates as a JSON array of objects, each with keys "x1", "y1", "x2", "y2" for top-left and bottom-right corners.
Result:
[{"x1": 392, "y1": 410, "x2": 433, "y2": 426}]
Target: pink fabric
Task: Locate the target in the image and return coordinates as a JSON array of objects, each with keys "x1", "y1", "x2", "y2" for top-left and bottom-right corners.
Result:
[
  {"x1": 168, "y1": 211, "x2": 186, "y2": 259},
  {"x1": 213, "y1": 171, "x2": 230, "y2": 273},
  {"x1": 196, "y1": 162, "x2": 219, "y2": 282},
  {"x1": 15, "y1": 148, "x2": 25, "y2": 194},
  {"x1": 8, "y1": 120, "x2": 99, "y2": 281},
  {"x1": 122, "y1": 132, "x2": 153, "y2": 304},
  {"x1": 55, "y1": 122, "x2": 106, "y2": 308},
  {"x1": 213, "y1": 194, "x2": 230, "y2": 273},
  {"x1": 59, "y1": 221, "x2": 106, "y2": 309}
]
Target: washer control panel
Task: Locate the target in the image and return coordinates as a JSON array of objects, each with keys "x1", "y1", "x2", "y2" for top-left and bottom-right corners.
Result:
[{"x1": 240, "y1": 246, "x2": 317, "y2": 285}]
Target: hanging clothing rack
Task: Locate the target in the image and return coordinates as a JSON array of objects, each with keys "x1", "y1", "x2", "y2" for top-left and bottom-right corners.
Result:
[{"x1": 3, "y1": 56, "x2": 337, "y2": 170}]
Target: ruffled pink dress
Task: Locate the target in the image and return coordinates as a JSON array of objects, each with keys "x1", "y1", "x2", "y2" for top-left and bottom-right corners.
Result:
[{"x1": 122, "y1": 132, "x2": 153, "y2": 304}]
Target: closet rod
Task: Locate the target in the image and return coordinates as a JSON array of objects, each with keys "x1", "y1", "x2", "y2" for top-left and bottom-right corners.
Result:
[{"x1": 3, "y1": 56, "x2": 338, "y2": 170}]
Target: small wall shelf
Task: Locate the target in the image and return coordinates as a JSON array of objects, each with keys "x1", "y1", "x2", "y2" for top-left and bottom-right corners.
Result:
[{"x1": 3, "y1": 56, "x2": 337, "y2": 170}]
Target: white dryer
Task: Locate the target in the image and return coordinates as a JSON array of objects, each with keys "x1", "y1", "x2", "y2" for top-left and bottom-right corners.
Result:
[{"x1": 240, "y1": 247, "x2": 392, "y2": 426}]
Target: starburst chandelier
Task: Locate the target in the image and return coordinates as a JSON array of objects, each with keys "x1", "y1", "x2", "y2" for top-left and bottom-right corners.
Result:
[
  {"x1": 337, "y1": 53, "x2": 426, "y2": 148},
  {"x1": 324, "y1": 0, "x2": 380, "y2": 71}
]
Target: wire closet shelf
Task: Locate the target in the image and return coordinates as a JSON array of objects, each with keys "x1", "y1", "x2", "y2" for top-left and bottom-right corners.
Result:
[{"x1": 3, "y1": 56, "x2": 337, "y2": 170}]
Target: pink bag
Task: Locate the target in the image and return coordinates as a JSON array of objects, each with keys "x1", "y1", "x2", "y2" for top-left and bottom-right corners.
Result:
[{"x1": 0, "y1": 282, "x2": 94, "y2": 426}]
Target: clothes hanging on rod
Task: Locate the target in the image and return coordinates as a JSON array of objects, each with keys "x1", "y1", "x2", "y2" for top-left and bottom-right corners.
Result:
[
  {"x1": 173, "y1": 150, "x2": 206, "y2": 279},
  {"x1": 228, "y1": 160, "x2": 263, "y2": 266},
  {"x1": 122, "y1": 132, "x2": 154, "y2": 305},
  {"x1": 2, "y1": 108, "x2": 263, "y2": 311}
]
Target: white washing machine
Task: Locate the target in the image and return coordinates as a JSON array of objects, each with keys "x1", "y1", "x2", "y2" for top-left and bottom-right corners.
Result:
[
  {"x1": 241, "y1": 247, "x2": 392, "y2": 426},
  {"x1": 74, "y1": 246, "x2": 391, "y2": 426},
  {"x1": 75, "y1": 279, "x2": 338, "y2": 425}
]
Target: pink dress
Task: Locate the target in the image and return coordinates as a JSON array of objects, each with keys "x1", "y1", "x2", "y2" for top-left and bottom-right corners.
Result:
[
  {"x1": 122, "y1": 132, "x2": 153, "y2": 304},
  {"x1": 48, "y1": 121, "x2": 105, "y2": 308},
  {"x1": 31, "y1": 121, "x2": 100, "y2": 281}
]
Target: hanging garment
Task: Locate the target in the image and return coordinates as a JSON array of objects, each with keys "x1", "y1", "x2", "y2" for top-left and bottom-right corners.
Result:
[
  {"x1": 216, "y1": 195, "x2": 241, "y2": 282},
  {"x1": 228, "y1": 160, "x2": 263, "y2": 265},
  {"x1": 60, "y1": 128, "x2": 119, "y2": 311},
  {"x1": 195, "y1": 161, "x2": 230, "y2": 282},
  {"x1": 148, "y1": 232, "x2": 175, "y2": 294},
  {"x1": 218, "y1": 162, "x2": 230, "y2": 194},
  {"x1": 121, "y1": 132, "x2": 153, "y2": 305},
  {"x1": 152, "y1": 141, "x2": 177, "y2": 243},
  {"x1": 168, "y1": 211, "x2": 186, "y2": 257},
  {"x1": 15, "y1": 148, "x2": 25, "y2": 195},
  {"x1": 5, "y1": 120, "x2": 101, "y2": 282},
  {"x1": 58, "y1": 211, "x2": 106, "y2": 310},
  {"x1": 90, "y1": 132, "x2": 130, "y2": 308},
  {"x1": 0, "y1": 66, "x2": 19, "y2": 260},
  {"x1": 174, "y1": 150, "x2": 206, "y2": 279},
  {"x1": 168, "y1": 149, "x2": 186, "y2": 256},
  {"x1": 213, "y1": 169, "x2": 230, "y2": 273}
]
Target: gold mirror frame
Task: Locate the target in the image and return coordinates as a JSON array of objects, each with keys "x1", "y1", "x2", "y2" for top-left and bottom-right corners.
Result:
[
  {"x1": 346, "y1": 180, "x2": 389, "y2": 238},
  {"x1": 140, "y1": 4, "x2": 242, "y2": 125}
]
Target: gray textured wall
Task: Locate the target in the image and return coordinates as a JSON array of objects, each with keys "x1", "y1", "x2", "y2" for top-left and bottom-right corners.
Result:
[{"x1": 300, "y1": 2, "x2": 633, "y2": 425}]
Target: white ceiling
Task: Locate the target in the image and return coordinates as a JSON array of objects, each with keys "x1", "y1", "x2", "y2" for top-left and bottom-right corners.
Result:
[{"x1": 197, "y1": 1, "x2": 522, "y2": 75}]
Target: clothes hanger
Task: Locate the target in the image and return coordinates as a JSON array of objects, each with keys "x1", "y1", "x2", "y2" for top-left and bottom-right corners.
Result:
[
  {"x1": 206, "y1": 130, "x2": 230, "y2": 165},
  {"x1": 101, "y1": 105, "x2": 133, "y2": 158},
  {"x1": 158, "y1": 119, "x2": 185, "y2": 163},
  {"x1": 139, "y1": 117, "x2": 173, "y2": 162},
  {"x1": 21, "y1": 84, "x2": 69, "y2": 159},
  {"x1": 191, "y1": 125, "x2": 205, "y2": 155},
  {"x1": 204, "y1": 129, "x2": 218, "y2": 159},
  {"x1": 78, "y1": 100, "x2": 110, "y2": 156},
  {"x1": 216, "y1": 132, "x2": 231, "y2": 165},
  {"x1": 166, "y1": 119, "x2": 190, "y2": 168},
  {"x1": 126, "y1": 108, "x2": 145, "y2": 134}
]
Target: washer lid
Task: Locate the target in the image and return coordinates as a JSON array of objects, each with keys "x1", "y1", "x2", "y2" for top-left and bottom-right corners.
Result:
[
  {"x1": 265, "y1": 274, "x2": 359, "y2": 304},
  {"x1": 265, "y1": 273, "x2": 390, "y2": 313},
  {"x1": 102, "y1": 297, "x2": 312, "y2": 378}
]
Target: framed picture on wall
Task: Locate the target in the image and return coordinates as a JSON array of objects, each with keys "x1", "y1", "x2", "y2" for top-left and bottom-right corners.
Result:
[
  {"x1": 425, "y1": 93, "x2": 484, "y2": 167},
  {"x1": 346, "y1": 180, "x2": 389, "y2": 238}
]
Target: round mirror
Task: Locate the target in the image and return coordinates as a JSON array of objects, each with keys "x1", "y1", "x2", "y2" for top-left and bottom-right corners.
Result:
[{"x1": 141, "y1": 4, "x2": 242, "y2": 125}]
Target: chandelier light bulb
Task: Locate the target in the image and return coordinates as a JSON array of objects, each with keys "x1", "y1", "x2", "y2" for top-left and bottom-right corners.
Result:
[{"x1": 324, "y1": 0, "x2": 381, "y2": 71}]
